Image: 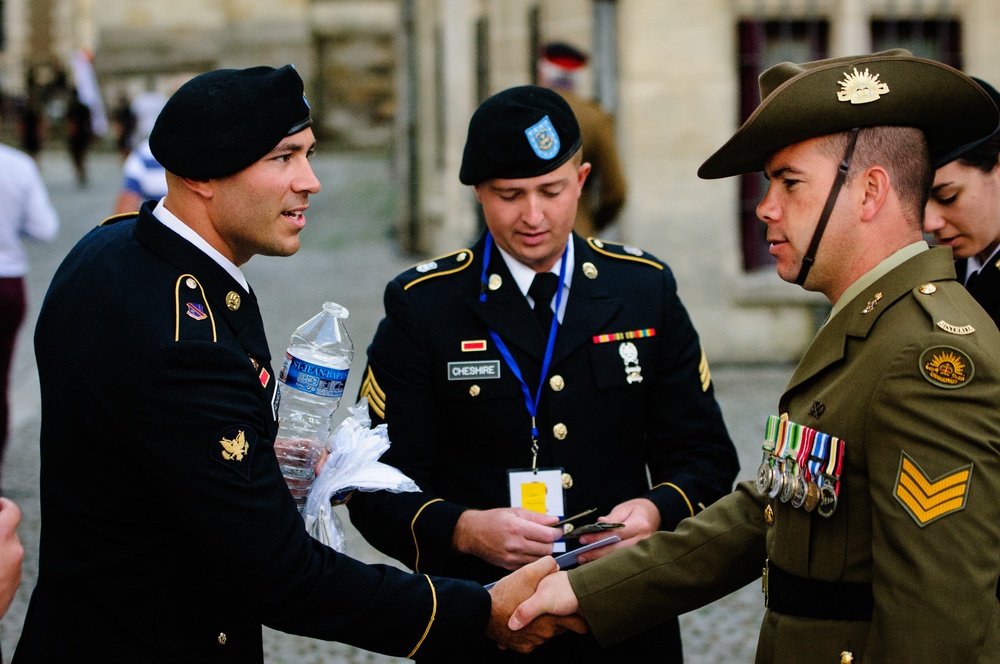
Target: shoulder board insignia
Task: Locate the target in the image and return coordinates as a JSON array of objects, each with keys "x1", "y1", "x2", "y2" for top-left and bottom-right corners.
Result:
[
  {"x1": 894, "y1": 451, "x2": 972, "y2": 527},
  {"x1": 100, "y1": 212, "x2": 139, "y2": 226},
  {"x1": 403, "y1": 249, "x2": 474, "y2": 290},
  {"x1": 587, "y1": 238, "x2": 663, "y2": 270},
  {"x1": 175, "y1": 274, "x2": 217, "y2": 342},
  {"x1": 919, "y1": 346, "x2": 974, "y2": 389}
]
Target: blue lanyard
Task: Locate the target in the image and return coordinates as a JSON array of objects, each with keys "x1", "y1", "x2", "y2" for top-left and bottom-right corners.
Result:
[{"x1": 479, "y1": 233, "x2": 568, "y2": 471}]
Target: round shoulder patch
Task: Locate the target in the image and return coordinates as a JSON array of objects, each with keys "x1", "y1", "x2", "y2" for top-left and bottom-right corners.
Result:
[{"x1": 919, "y1": 346, "x2": 974, "y2": 389}]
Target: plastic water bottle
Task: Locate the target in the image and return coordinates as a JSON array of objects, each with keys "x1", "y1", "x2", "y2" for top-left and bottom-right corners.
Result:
[{"x1": 274, "y1": 302, "x2": 353, "y2": 511}]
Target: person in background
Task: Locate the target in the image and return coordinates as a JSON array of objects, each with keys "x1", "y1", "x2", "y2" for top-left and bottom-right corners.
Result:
[
  {"x1": 112, "y1": 91, "x2": 168, "y2": 215},
  {"x1": 13, "y1": 65, "x2": 573, "y2": 661},
  {"x1": 64, "y1": 88, "x2": 93, "y2": 187},
  {"x1": 537, "y1": 41, "x2": 627, "y2": 238},
  {"x1": 0, "y1": 137, "x2": 59, "y2": 483},
  {"x1": 509, "y1": 50, "x2": 1000, "y2": 664},
  {"x1": 925, "y1": 76, "x2": 1000, "y2": 328},
  {"x1": 111, "y1": 93, "x2": 137, "y2": 161},
  {"x1": 348, "y1": 84, "x2": 738, "y2": 663}
]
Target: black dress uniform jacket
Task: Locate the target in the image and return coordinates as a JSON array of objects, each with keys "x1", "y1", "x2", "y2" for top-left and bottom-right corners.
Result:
[
  {"x1": 957, "y1": 255, "x2": 1000, "y2": 329},
  {"x1": 348, "y1": 232, "x2": 738, "y2": 662},
  {"x1": 14, "y1": 204, "x2": 490, "y2": 663}
]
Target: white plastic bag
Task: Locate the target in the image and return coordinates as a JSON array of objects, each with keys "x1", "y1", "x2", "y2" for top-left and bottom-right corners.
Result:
[{"x1": 303, "y1": 397, "x2": 418, "y2": 552}]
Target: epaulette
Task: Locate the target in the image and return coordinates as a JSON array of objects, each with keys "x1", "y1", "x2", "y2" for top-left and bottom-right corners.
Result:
[
  {"x1": 174, "y1": 273, "x2": 218, "y2": 343},
  {"x1": 100, "y1": 212, "x2": 139, "y2": 226},
  {"x1": 911, "y1": 281, "x2": 978, "y2": 336},
  {"x1": 587, "y1": 238, "x2": 663, "y2": 270},
  {"x1": 402, "y1": 249, "x2": 474, "y2": 290}
]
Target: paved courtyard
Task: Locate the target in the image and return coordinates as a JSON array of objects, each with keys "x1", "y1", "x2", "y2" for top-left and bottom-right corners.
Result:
[{"x1": 2, "y1": 148, "x2": 792, "y2": 662}]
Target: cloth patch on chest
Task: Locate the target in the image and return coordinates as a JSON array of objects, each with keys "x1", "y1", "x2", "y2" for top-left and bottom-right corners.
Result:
[{"x1": 894, "y1": 451, "x2": 972, "y2": 527}]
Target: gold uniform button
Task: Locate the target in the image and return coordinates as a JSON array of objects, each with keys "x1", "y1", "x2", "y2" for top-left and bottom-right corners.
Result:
[
  {"x1": 764, "y1": 504, "x2": 774, "y2": 525},
  {"x1": 553, "y1": 423, "x2": 568, "y2": 440},
  {"x1": 185, "y1": 277, "x2": 197, "y2": 289},
  {"x1": 488, "y1": 274, "x2": 503, "y2": 291},
  {"x1": 918, "y1": 283, "x2": 937, "y2": 295},
  {"x1": 226, "y1": 291, "x2": 241, "y2": 311},
  {"x1": 561, "y1": 473, "x2": 573, "y2": 489},
  {"x1": 549, "y1": 375, "x2": 565, "y2": 391},
  {"x1": 592, "y1": 239, "x2": 604, "y2": 248},
  {"x1": 218, "y1": 632, "x2": 227, "y2": 645},
  {"x1": 469, "y1": 384, "x2": 481, "y2": 397},
  {"x1": 456, "y1": 252, "x2": 468, "y2": 262},
  {"x1": 582, "y1": 262, "x2": 598, "y2": 279}
]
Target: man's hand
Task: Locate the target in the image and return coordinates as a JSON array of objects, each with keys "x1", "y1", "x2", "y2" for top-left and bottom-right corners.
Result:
[
  {"x1": 508, "y1": 569, "x2": 582, "y2": 632},
  {"x1": 575, "y1": 498, "x2": 659, "y2": 564},
  {"x1": 487, "y1": 557, "x2": 587, "y2": 653},
  {"x1": 454, "y1": 508, "x2": 562, "y2": 570},
  {"x1": 0, "y1": 498, "x2": 24, "y2": 618}
]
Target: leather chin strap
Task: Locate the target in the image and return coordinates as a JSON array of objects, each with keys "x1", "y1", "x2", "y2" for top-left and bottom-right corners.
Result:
[{"x1": 795, "y1": 127, "x2": 862, "y2": 286}]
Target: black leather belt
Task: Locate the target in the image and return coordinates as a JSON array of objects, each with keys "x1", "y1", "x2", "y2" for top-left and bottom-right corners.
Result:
[{"x1": 763, "y1": 560, "x2": 873, "y2": 621}]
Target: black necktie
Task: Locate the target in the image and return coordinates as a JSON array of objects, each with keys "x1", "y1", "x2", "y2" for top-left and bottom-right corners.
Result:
[
  {"x1": 966, "y1": 269, "x2": 980, "y2": 290},
  {"x1": 528, "y1": 272, "x2": 559, "y2": 330}
]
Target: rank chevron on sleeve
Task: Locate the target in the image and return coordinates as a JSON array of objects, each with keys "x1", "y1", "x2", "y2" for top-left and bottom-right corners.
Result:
[
  {"x1": 894, "y1": 451, "x2": 972, "y2": 527},
  {"x1": 360, "y1": 366, "x2": 386, "y2": 419}
]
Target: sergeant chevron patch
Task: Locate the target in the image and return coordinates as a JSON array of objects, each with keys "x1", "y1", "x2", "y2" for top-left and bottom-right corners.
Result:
[
  {"x1": 360, "y1": 366, "x2": 386, "y2": 419},
  {"x1": 894, "y1": 451, "x2": 972, "y2": 527}
]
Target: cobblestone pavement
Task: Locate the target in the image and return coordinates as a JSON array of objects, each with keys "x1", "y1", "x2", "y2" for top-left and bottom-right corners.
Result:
[{"x1": 2, "y1": 149, "x2": 793, "y2": 662}]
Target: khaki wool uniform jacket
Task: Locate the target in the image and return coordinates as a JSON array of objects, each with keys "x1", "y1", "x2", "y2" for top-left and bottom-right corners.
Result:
[{"x1": 569, "y1": 247, "x2": 1000, "y2": 663}]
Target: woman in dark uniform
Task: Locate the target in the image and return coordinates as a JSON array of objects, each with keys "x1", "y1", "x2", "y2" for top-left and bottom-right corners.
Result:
[{"x1": 925, "y1": 77, "x2": 1000, "y2": 327}]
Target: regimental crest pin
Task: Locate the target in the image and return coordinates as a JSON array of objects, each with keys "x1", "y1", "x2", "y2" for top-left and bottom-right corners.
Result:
[
  {"x1": 524, "y1": 115, "x2": 560, "y2": 160},
  {"x1": 837, "y1": 67, "x2": 890, "y2": 105},
  {"x1": 186, "y1": 302, "x2": 207, "y2": 321}
]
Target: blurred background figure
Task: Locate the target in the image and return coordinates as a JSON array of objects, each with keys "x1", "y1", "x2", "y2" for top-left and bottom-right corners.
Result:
[
  {"x1": 64, "y1": 88, "x2": 93, "y2": 187},
  {"x1": 112, "y1": 91, "x2": 168, "y2": 214},
  {"x1": 15, "y1": 95, "x2": 44, "y2": 163},
  {"x1": 925, "y1": 76, "x2": 1000, "y2": 328},
  {"x1": 0, "y1": 135, "x2": 59, "y2": 485},
  {"x1": 111, "y1": 93, "x2": 137, "y2": 161},
  {"x1": 537, "y1": 41, "x2": 627, "y2": 238}
]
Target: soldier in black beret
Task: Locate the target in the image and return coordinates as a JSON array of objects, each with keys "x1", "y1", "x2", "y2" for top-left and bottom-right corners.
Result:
[
  {"x1": 509, "y1": 50, "x2": 1000, "y2": 664},
  {"x1": 348, "y1": 84, "x2": 738, "y2": 662},
  {"x1": 14, "y1": 65, "x2": 564, "y2": 662}
]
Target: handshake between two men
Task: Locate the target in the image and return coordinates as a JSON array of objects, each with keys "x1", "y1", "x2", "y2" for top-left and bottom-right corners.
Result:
[{"x1": 486, "y1": 556, "x2": 583, "y2": 653}]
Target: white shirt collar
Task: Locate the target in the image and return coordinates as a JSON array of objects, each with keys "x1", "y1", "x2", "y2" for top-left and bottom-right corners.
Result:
[
  {"x1": 965, "y1": 244, "x2": 1000, "y2": 284},
  {"x1": 496, "y1": 236, "x2": 574, "y2": 324},
  {"x1": 153, "y1": 199, "x2": 250, "y2": 293}
]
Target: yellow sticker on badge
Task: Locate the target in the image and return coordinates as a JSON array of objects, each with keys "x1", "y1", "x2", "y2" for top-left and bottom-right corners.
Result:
[
  {"x1": 919, "y1": 346, "x2": 974, "y2": 389},
  {"x1": 521, "y1": 482, "x2": 548, "y2": 514}
]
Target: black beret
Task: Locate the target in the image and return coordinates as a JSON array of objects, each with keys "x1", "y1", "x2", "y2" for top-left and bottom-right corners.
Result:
[
  {"x1": 149, "y1": 65, "x2": 311, "y2": 180},
  {"x1": 935, "y1": 77, "x2": 1000, "y2": 167},
  {"x1": 459, "y1": 85, "x2": 582, "y2": 185},
  {"x1": 699, "y1": 49, "x2": 1000, "y2": 179}
]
